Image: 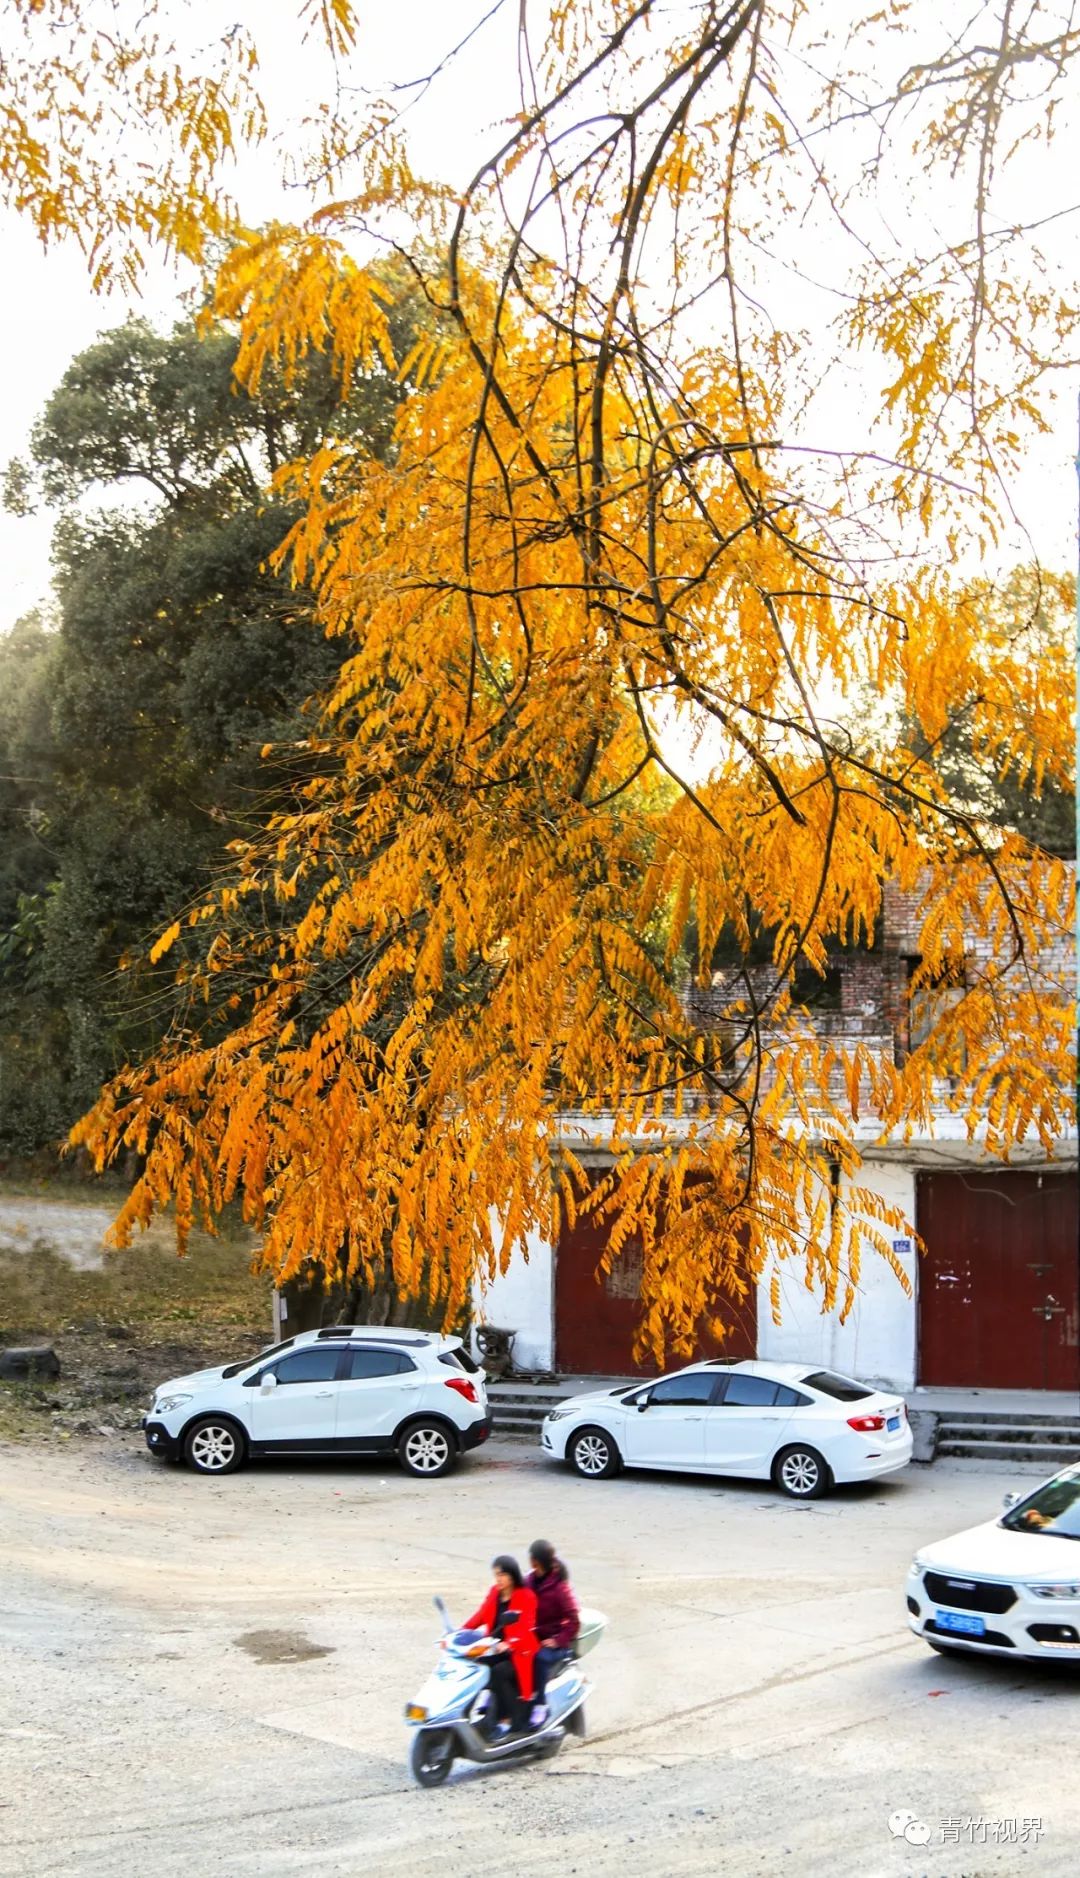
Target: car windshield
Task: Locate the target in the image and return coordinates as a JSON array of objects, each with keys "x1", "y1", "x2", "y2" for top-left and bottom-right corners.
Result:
[
  {"x1": 221, "y1": 1337, "x2": 295, "y2": 1380},
  {"x1": 1001, "y1": 1470, "x2": 1080, "y2": 1540}
]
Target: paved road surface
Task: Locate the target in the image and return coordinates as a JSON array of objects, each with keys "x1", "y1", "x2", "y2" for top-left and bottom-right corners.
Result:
[{"x1": 1, "y1": 1436, "x2": 1075, "y2": 1876}]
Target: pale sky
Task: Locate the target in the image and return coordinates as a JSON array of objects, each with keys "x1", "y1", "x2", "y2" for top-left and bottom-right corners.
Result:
[{"x1": 1, "y1": 0, "x2": 1077, "y2": 636}]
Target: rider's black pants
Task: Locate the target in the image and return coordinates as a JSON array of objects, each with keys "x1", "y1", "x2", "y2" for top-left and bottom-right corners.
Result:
[{"x1": 489, "y1": 1653, "x2": 525, "y2": 1725}]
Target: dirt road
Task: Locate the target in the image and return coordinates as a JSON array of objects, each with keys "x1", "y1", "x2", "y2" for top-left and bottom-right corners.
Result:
[
  {"x1": 2, "y1": 1436, "x2": 1076, "y2": 1876},
  {"x1": 0, "y1": 1193, "x2": 115, "y2": 1270}
]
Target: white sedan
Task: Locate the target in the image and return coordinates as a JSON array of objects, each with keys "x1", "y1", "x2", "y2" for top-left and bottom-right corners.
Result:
[
  {"x1": 540, "y1": 1358, "x2": 912, "y2": 1498},
  {"x1": 908, "y1": 1463, "x2": 1080, "y2": 1660}
]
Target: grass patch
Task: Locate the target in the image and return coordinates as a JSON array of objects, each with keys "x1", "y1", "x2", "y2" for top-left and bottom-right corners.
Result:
[{"x1": 0, "y1": 1230, "x2": 268, "y2": 1340}]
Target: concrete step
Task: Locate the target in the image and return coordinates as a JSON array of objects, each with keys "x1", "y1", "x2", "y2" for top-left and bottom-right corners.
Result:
[
  {"x1": 488, "y1": 1393, "x2": 571, "y2": 1408},
  {"x1": 937, "y1": 1421, "x2": 1080, "y2": 1443},
  {"x1": 490, "y1": 1416, "x2": 543, "y2": 1439},
  {"x1": 938, "y1": 1439, "x2": 1080, "y2": 1464},
  {"x1": 933, "y1": 1409, "x2": 1080, "y2": 1428}
]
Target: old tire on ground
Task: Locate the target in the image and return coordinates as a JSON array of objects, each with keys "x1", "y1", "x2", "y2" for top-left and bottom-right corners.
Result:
[
  {"x1": 183, "y1": 1416, "x2": 246, "y2": 1476},
  {"x1": 411, "y1": 1728, "x2": 455, "y2": 1786},
  {"x1": 397, "y1": 1420, "x2": 457, "y2": 1479},
  {"x1": 773, "y1": 1444, "x2": 831, "y2": 1500},
  {"x1": 567, "y1": 1426, "x2": 621, "y2": 1480}
]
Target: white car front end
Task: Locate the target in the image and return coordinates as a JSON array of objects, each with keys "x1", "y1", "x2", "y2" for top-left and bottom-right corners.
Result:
[
  {"x1": 908, "y1": 1467, "x2": 1080, "y2": 1660},
  {"x1": 540, "y1": 1386, "x2": 634, "y2": 1458},
  {"x1": 144, "y1": 1365, "x2": 235, "y2": 1456}
]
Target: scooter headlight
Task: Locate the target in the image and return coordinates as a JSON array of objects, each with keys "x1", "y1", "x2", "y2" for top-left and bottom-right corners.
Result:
[{"x1": 405, "y1": 1703, "x2": 428, "y2": 1721}]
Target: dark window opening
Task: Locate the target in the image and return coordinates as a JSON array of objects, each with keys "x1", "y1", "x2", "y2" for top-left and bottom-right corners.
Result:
[
  {"x1": 639, "y1": 1372, "x2": 717, "y2": 1407},
  {"x1": 270, "y1": 1349, "x2": 341, "y2": 1386},
  {"x1": 343, "y1": 1348, "x2": 414, "y2": 1380},
  {"x1": 439, "y1": 1347, "x2": 481, "y2": 1374},
  {"x1": 801, "y1": 1369, "x2": 873, "y2": 1402},
  {"x1": 717, "y1": 1373, "x2": 782, "y2": 1407}
]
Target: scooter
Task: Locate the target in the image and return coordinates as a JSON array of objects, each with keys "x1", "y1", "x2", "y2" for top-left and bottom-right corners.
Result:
[{"x1": 405, "y1": 1596, "x2": 605, "y2": 1786}]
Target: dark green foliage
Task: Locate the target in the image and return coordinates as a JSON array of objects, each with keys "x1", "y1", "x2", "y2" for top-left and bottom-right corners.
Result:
[{"x1": 0, "y1": 307, "x2": 408, "y2": 1152}]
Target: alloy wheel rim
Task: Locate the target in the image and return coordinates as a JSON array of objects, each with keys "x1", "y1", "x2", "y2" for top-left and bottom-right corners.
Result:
[
  {"x1": 406, "y1": 1429, "x2": 450, "y2": 1471},
  {"x1": 191, "y1": 1425, "x2": 236, "y2": 1470},
  {"x1": 782, "y1": 1453, "x2": 818, "y2": 1494},
  {"x1": 576, "y1": 1435, "x2": 608, "y2": 1475}
]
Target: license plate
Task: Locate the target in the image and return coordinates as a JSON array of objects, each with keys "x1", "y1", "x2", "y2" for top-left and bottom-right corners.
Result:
[
  {"x1": 936, "y1": 1610, "x2": 985, "y2": 1638},
  {"x1": 887, "y1": 1414, "x2": 901, "y2": 1431}
]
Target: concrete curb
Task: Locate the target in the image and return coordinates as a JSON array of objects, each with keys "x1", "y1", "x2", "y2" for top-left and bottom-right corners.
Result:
[{"x1": 907, "y1": 1409, "x2": 939, "y2": 1463}]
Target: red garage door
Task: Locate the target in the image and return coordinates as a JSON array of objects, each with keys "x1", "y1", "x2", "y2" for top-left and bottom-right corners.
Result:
[
  {"x1": 917, "y1": 1170, "x2": 1079, "y2": 1389},
  {"x1": 555, "y1": 1190, "x2": 757, "y2": 1376}
]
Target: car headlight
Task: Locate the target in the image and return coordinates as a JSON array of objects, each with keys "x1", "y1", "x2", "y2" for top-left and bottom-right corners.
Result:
[
  {"x1": 911, "y1": 1555, "x2": 930, "y2": 1574},
  {"x1": 1024, "y1": 1583, "x2": 1080, "y2": 1600},
  {"x1": 155, "y1": 1393, "x2": 193, "y2": 1414},
  {"x1": 545, "y1": 1408, "x2": 575, "y2": 1423}
]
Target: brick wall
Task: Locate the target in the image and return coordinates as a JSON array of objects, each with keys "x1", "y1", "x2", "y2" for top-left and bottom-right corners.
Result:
[{"x1": 685, "y1": 865, "x2": 1074, "y2": 1076}]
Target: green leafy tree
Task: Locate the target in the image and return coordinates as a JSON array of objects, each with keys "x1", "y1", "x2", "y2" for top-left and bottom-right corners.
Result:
[{"x1": 0, "y1": 305, "x2": 414, "y2": 1152}]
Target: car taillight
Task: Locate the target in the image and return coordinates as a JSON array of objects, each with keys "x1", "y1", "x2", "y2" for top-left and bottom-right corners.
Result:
[
  {"x1": 847, "y1": 1412, "x2": 886, "y2": 1432},
  {"x1": 444, "y1": 1377, "x2": 478, "y2": 1403}
]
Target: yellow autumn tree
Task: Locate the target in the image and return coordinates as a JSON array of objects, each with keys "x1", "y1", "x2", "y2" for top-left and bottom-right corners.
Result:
[{"x1": 11, "y1": 1, "x2": 1076, "y2": 1354}]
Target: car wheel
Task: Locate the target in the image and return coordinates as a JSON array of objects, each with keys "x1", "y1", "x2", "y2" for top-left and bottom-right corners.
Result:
[
  {"x1": 568, "y1": 1426, "x2": 621, "y2": 1479},
  {"x1": 398, "y1": 1421, "x2": 457, "y2": 1478},
  {"x1": 183, "y1": 1417, "x2": 245, "y2": 1476},
  {"x1": 773, "y1": 1444, "x2": 830, "y2": 1499},
  {"x1": 410, "y1": 1728, "x2": 455, "y2": 1786}
]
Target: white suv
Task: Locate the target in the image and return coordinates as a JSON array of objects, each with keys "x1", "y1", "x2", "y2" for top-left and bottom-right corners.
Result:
[{"x1": 143, "y1": 1327, "x2": 491, "y2": 1478}]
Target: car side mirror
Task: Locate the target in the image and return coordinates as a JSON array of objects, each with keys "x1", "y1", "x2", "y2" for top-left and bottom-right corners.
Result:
[
  {"x1": 260, "y1": 1372, "x2": 278, "y2": 1393},
  {"x1": 1002, "y1": 1491, "x2": 1021, "y2": 1511},
  {"x1": 636, "y1": 1391, "x2": 651, "y2": 1412}
]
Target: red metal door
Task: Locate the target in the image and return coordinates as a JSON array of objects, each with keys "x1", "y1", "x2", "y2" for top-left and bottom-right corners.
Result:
[
  {"x1": 917, "y1": 1170, "x2": 1079, "y2": 1389},
  {"x1": 555, "y1": 1185, "x2": 757, "y2": 1376}
]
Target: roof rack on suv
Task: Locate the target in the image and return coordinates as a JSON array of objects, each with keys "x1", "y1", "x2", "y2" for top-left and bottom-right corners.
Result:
[{"x1": 314, "y1": 1326, "x2": 432, "y2": 1346}]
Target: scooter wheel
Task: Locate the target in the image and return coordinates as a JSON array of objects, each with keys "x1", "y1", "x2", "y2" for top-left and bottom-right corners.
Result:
[{"x1": 410, "y1": 1728, "x2": 455, "y2": 1786}]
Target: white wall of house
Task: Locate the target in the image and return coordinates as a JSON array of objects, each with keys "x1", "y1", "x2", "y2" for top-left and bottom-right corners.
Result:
[
  {"x1": 474, "y1": 1225, "x2": 554, "y2": 1373},
  {"x1": 475, "y1": 1159, "x2": 920, "y2": 1386},
  {"x1": 755, "y1": 1160, "x2": 918, "y2": 1392}
]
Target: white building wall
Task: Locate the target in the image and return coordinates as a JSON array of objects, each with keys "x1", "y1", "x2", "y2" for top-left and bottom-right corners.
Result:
[
  {"x1": 474, "y1": 1224, "x2": 554, "y2": 1373},
  {"x1": 755, "y1": 1161, "x2": 918, "y2": 1392}
]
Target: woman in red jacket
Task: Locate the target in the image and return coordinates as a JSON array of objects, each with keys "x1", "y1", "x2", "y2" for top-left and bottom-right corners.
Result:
[
  {"x1": 465, "y1": 1555, "x2": 538, "y2": 1732},
  {"x1": 526, "y1": 1539, "x2": 580, "y2": 1726}
]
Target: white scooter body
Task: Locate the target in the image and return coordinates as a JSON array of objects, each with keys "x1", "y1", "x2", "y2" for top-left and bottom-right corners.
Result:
[{"x1": 405, "y1": 1597, "x2": 602, "y2": 1785}]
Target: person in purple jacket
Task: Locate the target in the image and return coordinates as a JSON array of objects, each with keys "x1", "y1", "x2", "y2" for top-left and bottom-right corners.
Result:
[{"x1": 526, "y1": 1539, "x2": 580, "y2": 1727}]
